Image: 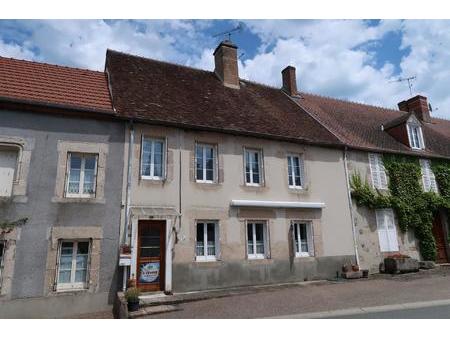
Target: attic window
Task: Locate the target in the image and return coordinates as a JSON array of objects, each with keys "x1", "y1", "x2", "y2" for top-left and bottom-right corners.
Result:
[{"x1": 407, "y1": 122, "x2": 425, "y2": 150}]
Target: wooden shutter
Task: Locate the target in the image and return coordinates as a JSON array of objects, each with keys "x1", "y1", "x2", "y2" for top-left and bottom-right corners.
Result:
[
  {"x1": 369, "y1": 153, "x2": 387, "y2": 189},
  {"x1": 369, "y1": 153, "x2": 380, "y2": 189},
  {"x1": 299, "y1": 155, "x2": 306, "y2": 188},
  {"x1": 376, "y1": 210, "x2": 389, "y2": 252},
  {"x1": 420, "y1": 159, "x2": 437, "y2": 193},
  {"x1": 215, "y1": 222, "x2": 221, "y2": 260},
  {"x1": 386, "y1": 211, "x2": 399, "y2": 252},
  {"x1": 307, "y1": 223, "x2": 315, "y2": 256}
]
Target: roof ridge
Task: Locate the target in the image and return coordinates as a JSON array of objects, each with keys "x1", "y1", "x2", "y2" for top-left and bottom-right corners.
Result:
[
  {"x1": 0, "y1": 55, "x2": 105, "y2": 75},
  {"x1": 299, "y1": 90, "x2": 401, "y2": 114}
]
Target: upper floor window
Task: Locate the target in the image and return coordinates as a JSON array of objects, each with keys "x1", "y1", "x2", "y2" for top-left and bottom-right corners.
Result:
[
  {"x1": 368, "y1": 153, "x2": 388, "y2": 190},
  {"x1": 407, "y1": 123, "x2": 425, "y2": 150},
  {"x1": 247, "y1": 221, "x2": 268, "y2": 259},
  {"x1": 287, "y1": 154, "x2": 304, "y2": 189},
  {"x1": 141, "y1": 137, "x2": 165, "y2": 180},
  {"x1": 65, "y1": 153, "x2": 97, "y2": 198},
  {"x1": 195, "y1": 143, "x2": 216, "y2": 183},
  {"x1": 244, "y1": 148, "x2": 262, "y2": 186},
  {"x1": 195, "y1": 221, "x2": 218, "y2": 261},
  {"x1": 57, "y1": 240, "x2": 90, "y2": 291},
  {"x1": 292, "y1": 221, "x2": 314, "y2": 257},
  {"x1": 420, "y1": 159, "x2": 438, "y2": 193},
  {"x1": 0, "y1": 145, "x2": 19, "y2": 197}
]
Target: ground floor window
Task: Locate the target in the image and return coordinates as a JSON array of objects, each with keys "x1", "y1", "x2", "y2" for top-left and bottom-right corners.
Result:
[
  {"x1": 247, "y1": 221, "x2": 268, "y2": 259},
  {"x1": 375, "y1": 209, "x2": 399, "y2": 252},
  {"x1": 292, "y1": 221, "x2": 314, "y2": 257},
  {"x1": 57, "y1": 240, "x2": 90, "y2": 290},
  {"x1": 196, "y1": 221, "x2": 218, "y2": 261}
]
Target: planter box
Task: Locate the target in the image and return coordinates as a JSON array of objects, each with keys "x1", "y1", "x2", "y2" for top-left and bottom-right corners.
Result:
[{"x1": 384, "y1": 257, "x2": 419, "y2": 274}]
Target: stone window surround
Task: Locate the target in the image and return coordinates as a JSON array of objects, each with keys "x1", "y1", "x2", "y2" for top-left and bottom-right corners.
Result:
[
  {"x1": 44, "y1": 226, "x2": 102, "y2": 296},
  {"x1": 0, "y1": 135, "x2": 34, "y2": 201},
  {"x1": 0, "y1": 228, "x2": 20, "y2": 300},
  {"x1": 53, "y1": 141, "x2": 108, "y2": 204}
]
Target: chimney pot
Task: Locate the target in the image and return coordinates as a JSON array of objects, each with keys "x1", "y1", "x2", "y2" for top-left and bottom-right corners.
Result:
[
  {"x1": 213, "y1": 40, "x2": 239, "y2": 89},
  {"x1": 397, "y1": 95, "x2": 431, "y2": 123},
  {"x1": 282, "y1": 66, "x2": 298, "y2": 96}
]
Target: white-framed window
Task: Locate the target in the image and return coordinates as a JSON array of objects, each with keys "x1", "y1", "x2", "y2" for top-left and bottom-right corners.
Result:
[
  {"x1": 0, "y1": 146, "x2": 19, "y2": 197},
  {"x1": 420, "y1": 159, "x2": 438, "y2": 193},
  {"x1": 65, "y1": 153, "x2": 98, "y2": 198},
  {"x1": 195, "y1": 221, "x2": 218, "y2": 261},
  {"x1": 375, "y1": 209, "x2": 399, "y2": 252},
  {"x1": 56, "y1": 240, "x2": 90, "y2": 291},
  {"x1": 287, "y1": 154, "x2": 304, "y2": 189},
  {"x1": 247, "y1": 221, "x2": 268, "y2": 259},
  {"x1": 407, "y1": 123, "x2": 425, "y2": 150},
  {"x1": 368, "y1": 153, "x2": 388, "y2": 190},
  {"x1": 141, "y1": 137, "x2": 165, "y2": 180},
  {"x1": 0, "y1": 241, "x2": 5, "y2": 286},
  {"x1": 292, "y1": 221, "x2": 314, "y2": 257},
  {"x1": 195, "y1": 143, "x2": 216, "y2": 183},
  {"x1": 244, "y1": 148, "x2": 262, "y2": 186}
]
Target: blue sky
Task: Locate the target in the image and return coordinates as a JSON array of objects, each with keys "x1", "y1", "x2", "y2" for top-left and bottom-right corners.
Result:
[{"x1": 1, "y1": 19, "x2": 450, "y2": 119}]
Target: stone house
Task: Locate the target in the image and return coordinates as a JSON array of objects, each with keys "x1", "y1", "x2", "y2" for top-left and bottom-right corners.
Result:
[
  {"x1": 0, "y1": 57, "x2": 125, "y2": 317},
  {"x1": 105, "y1": 42, "x2": 357, "y2": 293},
  {"x1": 291, "y1": 90, "x2": 450, "y2": 271}
]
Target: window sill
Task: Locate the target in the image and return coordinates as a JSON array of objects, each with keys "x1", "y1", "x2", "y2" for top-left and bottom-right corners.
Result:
[
  {"x1": 141, "y1": 176, "x2": 165, "y2": 181},
  {"x1": 52, "y1": 196, "x2": 105, "y2": 204},
  {"x1": 246, "y1": 257, "x2": 272, "y2": 265},
  {"x1": 55, "y1": 287, "x2": 89, "y2": 294}
]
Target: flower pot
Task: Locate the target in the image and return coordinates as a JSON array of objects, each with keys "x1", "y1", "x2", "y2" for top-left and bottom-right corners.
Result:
[{"x1": 127, "y1": 299, "x2": 140, "y2": 312}]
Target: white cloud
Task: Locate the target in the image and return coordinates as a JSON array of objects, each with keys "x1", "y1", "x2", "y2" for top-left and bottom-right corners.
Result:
[{"x1": 0, "y1": 19, "x2": 450, "y2": 119}]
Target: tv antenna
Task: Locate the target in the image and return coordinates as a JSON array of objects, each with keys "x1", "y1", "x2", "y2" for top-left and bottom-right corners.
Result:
[
  {"x1": 213, "y1": 22, "x2": 244, "y2": 42},
  {"x1": 389, "y1": 75, "x2": 417, "y2": 96}
]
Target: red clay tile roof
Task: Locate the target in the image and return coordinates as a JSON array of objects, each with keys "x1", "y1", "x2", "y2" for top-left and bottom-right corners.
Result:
[
  {"x1": 105, "y1": 49, "x2": 342, "y2": 147},
  {"x1": 0, "y1": 56, "x2": 113, "y2": 113},
  {"x1": 294, "y1": 92, "x2": 450, "y2": 158}
]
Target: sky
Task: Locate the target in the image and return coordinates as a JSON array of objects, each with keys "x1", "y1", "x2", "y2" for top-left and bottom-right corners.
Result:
[{"x1": 1, "y1": 19, "x2": 450, "y2": 119}]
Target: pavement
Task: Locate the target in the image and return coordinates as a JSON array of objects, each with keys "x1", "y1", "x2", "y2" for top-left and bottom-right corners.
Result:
[{"x1": 143, "y1": 267, "x2": 450, "y2": 319}]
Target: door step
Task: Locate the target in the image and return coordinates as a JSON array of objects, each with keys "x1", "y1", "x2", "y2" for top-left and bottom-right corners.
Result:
[{"x1": 129, "y1": 304, "x2": 180, "y2": 319}]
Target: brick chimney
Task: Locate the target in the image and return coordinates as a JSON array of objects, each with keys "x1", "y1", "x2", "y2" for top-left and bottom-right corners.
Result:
[
  {"x1": 213, "y1": 40, "x2": 239, "y2": 89},
  {"x1": 281, "y1": 66, "x2": 298, "y2": 96},
  {"x1": 397, "y1": 95, "x2": 431, "y2": 123}
]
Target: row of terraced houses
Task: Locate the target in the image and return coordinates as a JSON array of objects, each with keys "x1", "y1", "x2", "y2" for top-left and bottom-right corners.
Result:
[{"x1": 0, "y1": 40, "x2": 449, "y2": 318}]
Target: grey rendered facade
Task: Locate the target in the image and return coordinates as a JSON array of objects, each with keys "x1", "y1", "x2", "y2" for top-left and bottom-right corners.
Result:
[{"x1": 0, "y1": 109, "x2": 125, "y2": 318}]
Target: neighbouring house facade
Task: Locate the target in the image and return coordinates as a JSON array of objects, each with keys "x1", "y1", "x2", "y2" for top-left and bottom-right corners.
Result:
[
  {"x1": 0, "y1": 57, "x2": 126, "y2": 318},
  {"x1": 105, "y1": 44, "x2": 357, "y2": 293},
  {"x1": 292, "y1": 91, "x2": 450, "y2": 272}
]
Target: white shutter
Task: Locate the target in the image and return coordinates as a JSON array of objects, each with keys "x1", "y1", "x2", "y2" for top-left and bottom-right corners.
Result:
[
  {"x1": 420, "y1": 159, "x2": 437, "y2": 193},
  {"x1": 369, "y1": 153, "x2": 387, "y2": 190},
  {"x1": 299, "y1": 156, "x2": 305, "y2": 188},
  {"x1": 307, "y1": 223, "x2": 315, "y2": 256},
  {"x1": 376, "y1": 210, "x2": 390, "y2": 252},
  {"x1": 386, "y1": 210, "x2": 399, "y2": 252},
  {"x1": 376, "y1": 209, "x2": 399, "y2": 252},
  {"x1": 0, "y1": 150, "x2": 17, "y2": 197}
]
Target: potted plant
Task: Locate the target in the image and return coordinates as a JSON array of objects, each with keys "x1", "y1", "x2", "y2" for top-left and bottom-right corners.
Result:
[{"x1": 125, "y1": 287, "x2": 141, "y2": 312}]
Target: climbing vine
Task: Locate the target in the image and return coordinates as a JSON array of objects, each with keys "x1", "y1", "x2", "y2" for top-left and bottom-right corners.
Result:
[
  {"x1": 0, "y1": 217, "x2": 28, "y2": 232},
  {"x1": 350, "y1": 155, "x2": 450, "y2": 261}
]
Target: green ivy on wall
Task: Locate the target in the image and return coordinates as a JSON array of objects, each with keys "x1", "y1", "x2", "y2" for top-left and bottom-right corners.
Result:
[
  {"x1": 350, "y1": 154, "x2": 450, "y2": 261},
  {"x1": 0, "y1": 217, "x2": 28, "y2": 232}
]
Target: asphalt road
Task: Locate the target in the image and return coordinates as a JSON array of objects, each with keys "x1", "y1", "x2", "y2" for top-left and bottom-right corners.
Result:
[
  {"x1": 330, "y1": 304, "x2": 450, "y2": 319},
  {"x1": 148, "y1": 269, "x2": 450, "y2": 319}
]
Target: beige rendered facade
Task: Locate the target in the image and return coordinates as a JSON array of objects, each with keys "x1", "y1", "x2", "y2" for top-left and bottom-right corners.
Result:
[{"x1": 121, "y1": 123, "x2": 357, "y2": 292}]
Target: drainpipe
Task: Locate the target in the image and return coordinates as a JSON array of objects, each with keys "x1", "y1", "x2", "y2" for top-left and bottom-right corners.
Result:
[
  {"x1": 122, "y1": 120, "x2": 134, "y2": 291},
  {"x1": 343, "y1": 146, "x2": 360, "y2": 266}
]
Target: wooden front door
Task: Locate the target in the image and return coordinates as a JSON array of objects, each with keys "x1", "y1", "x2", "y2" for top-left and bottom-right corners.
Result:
[
  {"x1": 432, "y1": 215, "x2": 449, "y2": 263},
  {"x1": 137, "y1": 220, "x2": 166, "y2": 292}
]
